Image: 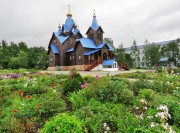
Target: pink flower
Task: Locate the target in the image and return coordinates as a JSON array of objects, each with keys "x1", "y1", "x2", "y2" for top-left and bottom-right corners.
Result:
[
  {"x1": 96, "y1": 75, "x2": 100, "y2": 80},
  {"x1": 81, "y1": 83, "x2": 88, "y2": 89},
  {"x1": 18, "y1": 91, "x2": 24, "y2": 96}
]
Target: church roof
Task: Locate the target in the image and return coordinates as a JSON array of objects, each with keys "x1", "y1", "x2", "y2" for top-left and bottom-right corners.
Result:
[
  {"x1": 73, "y1": 28, "x2": 79, "y2": 35},
  {"x1": 63, "y1": 17, "x2": 74, "y2": 32},
  {"x1": 84, "y1": 49, "x2": 100, "y2": 55},
  {"x1": 78, "y1": 38, "x2": 97, "y2": 49},
  {"x1": 66, "y1": 47, "x2": 74, "y2": 53},
  {"x1": 102, "y1": 59, "x2": 115, "y2": 66},
  {"x1": 107, "y1": 43, "x2": 114, "y2": 51},
  {"x1": 50, "y1": 44, "x2": 60, "y2": 54},
  {"x1": 91, "y1": 16, "x2": 99, "y2": 30},
  {"x1": 54, "y1": 32, "x2": 69, "y2": 44},
  {"x1": 159, "y1": 57, "x2": 169, "y2": 61},
  {"x1": 97, "y1": 42, "x2": 114, "y2": 51},
  {"x1": 57, "y1": 28, "x2": 62, "y2": 35},
  {"x1": 125, "y1": 40, "x2": 175, "y2": 51}
]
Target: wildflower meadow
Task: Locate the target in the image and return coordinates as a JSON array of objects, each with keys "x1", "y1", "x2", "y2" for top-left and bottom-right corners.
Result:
[{"x1": 0, "y1": 68, "x2": 179, "y2": 132}]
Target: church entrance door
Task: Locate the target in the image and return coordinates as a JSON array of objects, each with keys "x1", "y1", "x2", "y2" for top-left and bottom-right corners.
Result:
[{"x1": 103, "y1": 53, "x2": 107, "y2": 60}]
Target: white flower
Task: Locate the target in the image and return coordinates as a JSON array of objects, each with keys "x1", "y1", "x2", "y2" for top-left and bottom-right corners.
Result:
[
  {"x1": 162, "y1": 123, "x2": 169, "y2": 130},
  {"x1": 147, "y1": 116, "x2": 153, "y2": 119},
  {"x1": 143, "y1": 106, "x2": 147, "y2": 110},
  {"x1": 24, "y1": 83, "x2": 28, "y2": 87},
  {"x1": 103, "y1": 123, "x2": 107, "y2": 127},
  {"x1": 157, "y1": 105, "x2": 169, "y2": 112},
  {"x1": 106, "y1": 126, "x2": 110, "y2": 131},
  {"x1": 150, "y1": 122, "x2": 156, "y2": 128},
  {"x1": 53, "y1": 90, "x2": 56, "y2": 93}
]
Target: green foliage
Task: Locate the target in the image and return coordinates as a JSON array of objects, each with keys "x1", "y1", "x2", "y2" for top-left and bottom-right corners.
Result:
[
  {"x1": 83, "y1": 75, "x2": 95, "y2": 83},
  {"x1": 8, "y1": 51, "x2": 28, "y2": 69},
  {"x1": 144, "y1": 43, "x2": 161, "y2": 67},
  {"x1": 70, "y1": 77, "x2": 133, "y2": 109},
  {"x1": 27, "y1": 47, "x2": 48, "y2": 69},
  {"x1": 161, "y1": 40, "x2": 179, "y2": 65},
  {"x1": 0, "y1": 40, "x2": 48, "y2": 69},
  {"x1": 131, "y1": 39, "x2": 140, "y2": 67},
  {"x1": 152, "y1": 94, "x2": 180, "y2": 127},
  {"x1": 96, "y1": 78, "x2": 134, "y2": 104},
  {"x1": 132, "y1": 79, "x2": 152, "y2": 95},
  {"x1": 138, "y1": 89, "x2": 155, "y2": 101},
  {"x1": 62, "y1": 73, "x2": 84, "y2": 94},
  {"x1": 74, "y1": 99, "x2": 123, "y2": 133},
  {"x1": 40, "y1": 113, "x2": 86, "y2": 133},
  {"x1": 155, "y1": 68, "x2": 164, "y2": 73},
  {"x1": 0, "y1": 69, "x2": 179, "y2": 132}
]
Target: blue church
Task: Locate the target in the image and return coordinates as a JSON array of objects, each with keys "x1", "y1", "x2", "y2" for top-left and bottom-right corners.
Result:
[{"x1": 48, "y1": 9, "x2": 117, "y2": 71}]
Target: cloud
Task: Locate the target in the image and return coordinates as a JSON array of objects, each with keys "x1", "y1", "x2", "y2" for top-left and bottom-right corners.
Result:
[{"x1": 0, "y1": 0, "x2": 179, "y2": 48}]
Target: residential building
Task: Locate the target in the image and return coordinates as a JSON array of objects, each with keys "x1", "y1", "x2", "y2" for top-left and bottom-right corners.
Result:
[{"x1": 125, "y1": 40, "x2": 180, "y2": 68}]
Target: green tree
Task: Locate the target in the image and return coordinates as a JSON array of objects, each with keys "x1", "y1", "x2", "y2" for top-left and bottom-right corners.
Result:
[
  {"x1": 8, "y1": 51, "x2": 28, "y2": 69},
  {"x1": 161, "y1": 39, "x2": 180, "y2": 66},
  {"x1": 144, "y1": 43, "x2": 160, "y2": 67},
  {"x1": 9, "y1": 42, "x2": 19, "y2": 57},
  {"x1": 0, "y1": 40, "x2": 10, "y2": 68},
  {"x1": 28, "y1": 47, "x2": 48, "y2": 69},
  {"x1": 18, "y1": 42, "x2": 28, "y2": 52},
  {"x1": 116, "y1": 42, "x2": 125, "y2": 62},
  {"x1": 131, "y1": 39, "x2": 140, "y2": 67},
  {"x1": 124, "y1": 53, "x2": 133, "y2": 67}
]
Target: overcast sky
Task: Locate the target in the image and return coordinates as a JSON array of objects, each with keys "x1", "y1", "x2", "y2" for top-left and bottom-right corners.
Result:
[{"x1": 0, "y1": 0, "x2": 180, "y2": 48}]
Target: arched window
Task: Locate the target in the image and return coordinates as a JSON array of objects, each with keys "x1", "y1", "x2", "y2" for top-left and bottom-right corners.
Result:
[
  {"x1": 79, "y1": 55, "x2": 81, "y2": 60},
  {"x1": 50, "y1": 57, "x2": 53, "y2": 62},
  {"x1": 98, "y1": 33, "x2": 101, "y2": 39}
]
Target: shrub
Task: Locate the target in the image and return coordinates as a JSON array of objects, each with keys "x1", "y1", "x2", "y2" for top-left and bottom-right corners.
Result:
[
  {"x1": 138, "y1": 89, "x2": 155, "y2": 101},
  {"x1": 83, "y1": 75, "x2": 95, "y2": 83},
  {"x1": 40, "y1": 113, "x2": 86, "y2": 133},
  {"x1": 62, "y1": 73, "x2": 84, "y2": 95},
  {"x1": 132, "y1": 79, "x2": 152, "y2": 95},
  {"x1": 96, "y1": 79, "x2": 134, "y2": 104},
  {"x1": 152, "y1": 94, "x2": 180, "y2": 127},
  {"x1": 155, "y1": 68, "x2": 164, "y2": 73},
  {"x1": 69, "y1": 77, "x2": 133, "y2": 109},
  {"x1": 74, "y1": 99, "x2": 123, "y2": 133}
]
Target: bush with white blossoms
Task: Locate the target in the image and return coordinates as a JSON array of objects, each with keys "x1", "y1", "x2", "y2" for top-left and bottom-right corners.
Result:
[
  {"x1": 133, "y1": 99, "x2": 148, "y2": 120},
  {"x1": 150, "y1": 105, "x2": 176, "y2": 133},
  {"x1": 103, "y1": 122, "x2": 110, "y2": 133},
  {"x1": 155, "y1": 105, "x2": 171, "y2": 121}
]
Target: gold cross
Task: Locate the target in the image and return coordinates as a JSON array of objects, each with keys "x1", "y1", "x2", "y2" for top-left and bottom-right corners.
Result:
[{"x1": 68, "y1": 4, "x2": 71, "y2": 12}]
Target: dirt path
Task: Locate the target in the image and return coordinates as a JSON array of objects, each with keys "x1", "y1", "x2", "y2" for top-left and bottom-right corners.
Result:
[{"x1": 41, "y1": 69, "x2": 155, "y2": 77}]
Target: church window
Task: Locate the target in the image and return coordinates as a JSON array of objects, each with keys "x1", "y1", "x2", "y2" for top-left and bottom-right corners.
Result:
[
  {"x1": 50, "y1": 57, "x2": 53, "y2": 62},
  {"x1": 72, "y1": 56, "x2": 74, "y2": 60},
  {"x1": 53, "y1": 39, "x2": 57, "y2": 44},
  {"x1": 91, "y1": 55, "x2": 94, "y2": 60},
  {"x1": 70, "y1": 56, "x2": 72, "y2": 61},
  {"x1": 79, "y1": 55, "x2": 81, "y2": 60},
  {"x1": 98, "y1": 33, "x2": 101, "y2": 39}
]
